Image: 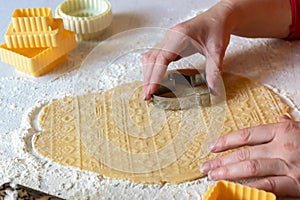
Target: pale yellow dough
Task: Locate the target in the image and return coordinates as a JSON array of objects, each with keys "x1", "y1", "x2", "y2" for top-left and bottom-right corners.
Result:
[{"x1": 33, "y1": 73, "x2": 290, "y2": 184}]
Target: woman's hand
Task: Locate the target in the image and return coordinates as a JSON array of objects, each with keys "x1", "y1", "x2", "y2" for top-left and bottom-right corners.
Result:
[
  {"x1": 142, "y1": 0, "x2": 292, "y2": 100},
  {"x1": 142, "y1": 1, "x2": 236, "y2": 100},
  {"x1": 201, "y1": 115, "x2": 300, "y2": 197}
]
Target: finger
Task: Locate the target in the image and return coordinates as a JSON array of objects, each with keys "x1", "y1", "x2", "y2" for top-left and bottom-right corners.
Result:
[
  {"x1": 246, "y1": 176, "x2": 300, "y2": 197},
  {"x1": 204, "y1": 36, "x2": 227, "y2": 96},
  {"x1": 161, "y1": 27, "x2": 190, "y2": 55},
  {"x1": 211, "y1": 124, "x2": 276, "y2": 152},
  {"x1": 146, "y1": 51, "x2": 175, "y2": 99},
  {"x1": 142, "y1": 49, "x2": 157, "y2": 100},
  {"x1": 142, "y1": 27, "x2": 200, "y2": 100},
  {"x1": 205, "y1": 53, "x2": 223, "y2": 96},
  {"x1": 207, "y1": 158, "x2": 288, "y2": 181},
  {"x1": 142, "y1": 50, "x2": 155, "y2": 83},
  {"x1": 203, "y1": 31, "x2": 230, "y2": 96},
  {"x1": 142, "y1": 32, "x2": 188, "y2": 100},
  {"x1": 142, "y1": 48, "x2": 170, "y2": 100},
  {"x1": 201, "y1": 145, "x2": 273, "y2": 174}
]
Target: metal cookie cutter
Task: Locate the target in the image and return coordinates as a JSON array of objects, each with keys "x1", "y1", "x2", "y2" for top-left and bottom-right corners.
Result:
[{"x1": 152, "y1": 70, "x2": 210, "y2": 110}]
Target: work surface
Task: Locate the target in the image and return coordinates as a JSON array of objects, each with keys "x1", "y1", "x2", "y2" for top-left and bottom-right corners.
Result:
[{"x1": 0, "y1": 0, "x2": 300, "y2": 199}]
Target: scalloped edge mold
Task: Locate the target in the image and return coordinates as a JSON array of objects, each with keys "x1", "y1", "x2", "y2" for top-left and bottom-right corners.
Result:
[
  {"x1": 5, "y1": 18, "x2": 63, "y2": 48},
  {"x1": 202, "y1": 181, "x2": 276, "y2": 200},
  {"x1": 12, "y1": 8, "x2": 54, "y2": 33},
  {"x1": 56, "y1": 0, "x2": 112, "y2": 40},
  {"x1": 0, "y1": 29, "x2": 76, "y2": 77}
]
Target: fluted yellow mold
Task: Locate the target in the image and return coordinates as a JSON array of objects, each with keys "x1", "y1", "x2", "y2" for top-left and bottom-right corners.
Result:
[
  {"x1": 5, "y1": 18, "x2": 63, "y2": 48},
  {"x1": 203, "y1": 181, "x2": 276, "y2": 200},
  {"x1": 0, "y1": 29, "x2": 76, "y2": 77},
  {"x1": 11, "y1": 8, "x2": 54, "y2": 32}
]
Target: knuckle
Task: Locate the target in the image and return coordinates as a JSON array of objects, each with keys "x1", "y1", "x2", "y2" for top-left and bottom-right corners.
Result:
[
  {"x1": 263, "y1": 177, "x2": 277, "y2": 191},
  {"x1": 207, "y1": 42, "x2": 226, "y2": 57},
  {"x1": 245, "y1": 159, "x2": 260, "y2": 175},
  {"x1": 142, "y1": 52, "x2": 154, "y2": 64},
  {"x1": 291, "y1": 173, "x2": 300, "y2": 184},
  {"x1": 274, "y1": 120, "x2": 300, "y2": 136},
  {"x1": 212, "y1": 43, "x2": 224, "y2": 54},
  {"x1": 155, "y1": 54, "x2": 170, "y2": 65},
  {"x1": 282, "y1": 141, "x2": 297, "y2": 152},
  {"x1": 219, "y1": 166, "x2": 230, "y2": 178},
  {"x1": 210, "y1": 157, "x2": 223, "y2": 169},
  {"x1": 283, "y1": 121, "x2": 300, "y2": 132},
  {"x1": 239, "y1": 128, "x2": 252, "y2": 143},
  {"x1": 170, "y1": 23, "x2": 187, "y2": 34},
  {"x1": 236, "y1": 149, "x2": 250, "y2": 161}
]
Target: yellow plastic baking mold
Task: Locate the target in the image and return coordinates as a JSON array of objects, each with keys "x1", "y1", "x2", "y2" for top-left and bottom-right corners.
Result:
[
  {"x1": 11, "y1": 8, "x2": 54, "y2": 32},
  {"x1": 5, "y1": 8, "x2": 63, "y2": 48},
  {"x1": 0, "y1": 29, "x2": 76, "y2": 77},
  {"x1": 202, "y1": 181, "x2": 276, "y2": 200},
  {"x1": 5, "y1": 18, "x2": 63, "y2": 48},
  {"x1": 56, "y1": 0, "x2": 113, "y2": 40}
]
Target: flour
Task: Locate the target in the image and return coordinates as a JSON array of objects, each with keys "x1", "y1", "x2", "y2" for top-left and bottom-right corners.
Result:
[
  {"x1": 0, "y1": 28, "x2": 216, "y2": 199},
  {"x1": 0, "y1": 16, "x2": 300, "y2": 200},
  {"x1": 3, "y1": 112, "x2": 215, "y2": 199},
  {"x1": 265, "y1": 85, "x2": 300, "y2": 120}
]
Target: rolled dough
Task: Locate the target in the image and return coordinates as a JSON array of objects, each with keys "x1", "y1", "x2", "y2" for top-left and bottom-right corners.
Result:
[{"x1": 33, "y1": 73, "x2": 289, "y2": 184}]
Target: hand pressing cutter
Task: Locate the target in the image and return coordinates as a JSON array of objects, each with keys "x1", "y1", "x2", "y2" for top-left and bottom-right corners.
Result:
[{"x1": 152, "y1": 70, "x2": 210, "y2": 110}]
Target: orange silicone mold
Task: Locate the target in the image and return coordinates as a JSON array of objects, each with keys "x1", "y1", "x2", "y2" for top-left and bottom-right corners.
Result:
[
  {"x1": 11, "y1": 8, "x2": 54, "y2": 32},
  {"x1": 0, "y1": 29, "x2": 76, "y2": 77},
  {"x1": 202, "y1": 181, "x2": 276, "y2": 200},
  {"x1": 5, "y1": 18, "x2": 63, "y2": 48}
]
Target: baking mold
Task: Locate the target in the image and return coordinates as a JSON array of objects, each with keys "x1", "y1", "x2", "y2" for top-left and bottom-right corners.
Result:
[
  {"x1": 0, "y1": 29, "x2": 76, "y2": 77},
  {"x1": 5, "y1": 18, "x2": 63, "y2": 48},
  {"x1": 56, "y1": 0, "x2": 112, "y2": 40},
  {"x1": 202, "y1": 181, "x2": 276, "y2": 200},
  {"x1": 11, "y1": 8, "x2": 54, "y2": 33}
]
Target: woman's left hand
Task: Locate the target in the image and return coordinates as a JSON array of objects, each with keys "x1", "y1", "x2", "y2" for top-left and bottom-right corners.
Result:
[{"x1": 200, "y1": 115, "x2": 300, "y2": 197}]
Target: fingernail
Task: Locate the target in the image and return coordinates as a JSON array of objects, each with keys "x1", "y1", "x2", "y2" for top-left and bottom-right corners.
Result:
[
  {"x1": 145, "y1": 86, "x2": 151, "y2": 100},
  {"x1": 143, "y1": 87, "x2": 150, "y2": 100},
  {"x1": 208, "y1": 86, "x2": 217, "y2": 96},
  {"x1": 208, "y1": 170, "x2": 217, "y2": 181},
  {"x1": 142, "y1": 89, "x2": 146, "y2": 100},
  {"x1": 209, "y1": 141, "x2": 217, "y2": 151},
  {"x1": 207, "y1": 170, "x2": 213, "y2": 180},
  {"x1": 200, "y1": 162, "x2": 211, "y2": 174},
  {"x1": 283, "y1": 113, "x2": 292, "y2": 119}
]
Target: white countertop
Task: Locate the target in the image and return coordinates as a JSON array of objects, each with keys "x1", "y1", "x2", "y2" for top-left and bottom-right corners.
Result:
[{"x1": 0, "y1": 0, "x2": 299, "y2": 199}]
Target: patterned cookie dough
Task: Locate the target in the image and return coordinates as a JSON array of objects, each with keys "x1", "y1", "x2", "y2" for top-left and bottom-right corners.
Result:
[{"x1": 33, "y1": 73, "x2": 290, "y2": 184}]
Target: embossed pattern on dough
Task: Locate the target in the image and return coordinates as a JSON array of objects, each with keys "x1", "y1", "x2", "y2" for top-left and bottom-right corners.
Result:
[{"x1": 33, "y1": 73, "x2": 290, "y2": 184}]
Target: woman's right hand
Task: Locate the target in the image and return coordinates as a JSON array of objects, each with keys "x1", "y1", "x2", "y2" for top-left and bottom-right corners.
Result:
[
  {"x1": 142, "y1": 0, "x2": 292, "y2": 100},
  {"x1": 142, "y1": 1, "x2": 236, "y2": 100}
]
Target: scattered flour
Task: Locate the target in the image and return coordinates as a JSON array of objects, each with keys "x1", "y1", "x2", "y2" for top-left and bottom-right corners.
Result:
[
  {"x1": 0, "y1": 16, "x2": 300, "y2": 200},
  {"x1": 0, "y1": 27, "x2": 216, "y2": 200}
]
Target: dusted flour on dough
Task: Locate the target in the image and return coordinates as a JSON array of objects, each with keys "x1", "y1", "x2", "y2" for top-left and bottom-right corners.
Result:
[
  {"x1": 1, "y1": 19, "x2": 299, "y2": 200},
  {"x1": 33, "y1": 73, "x2": 289, "y2": 184}
]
